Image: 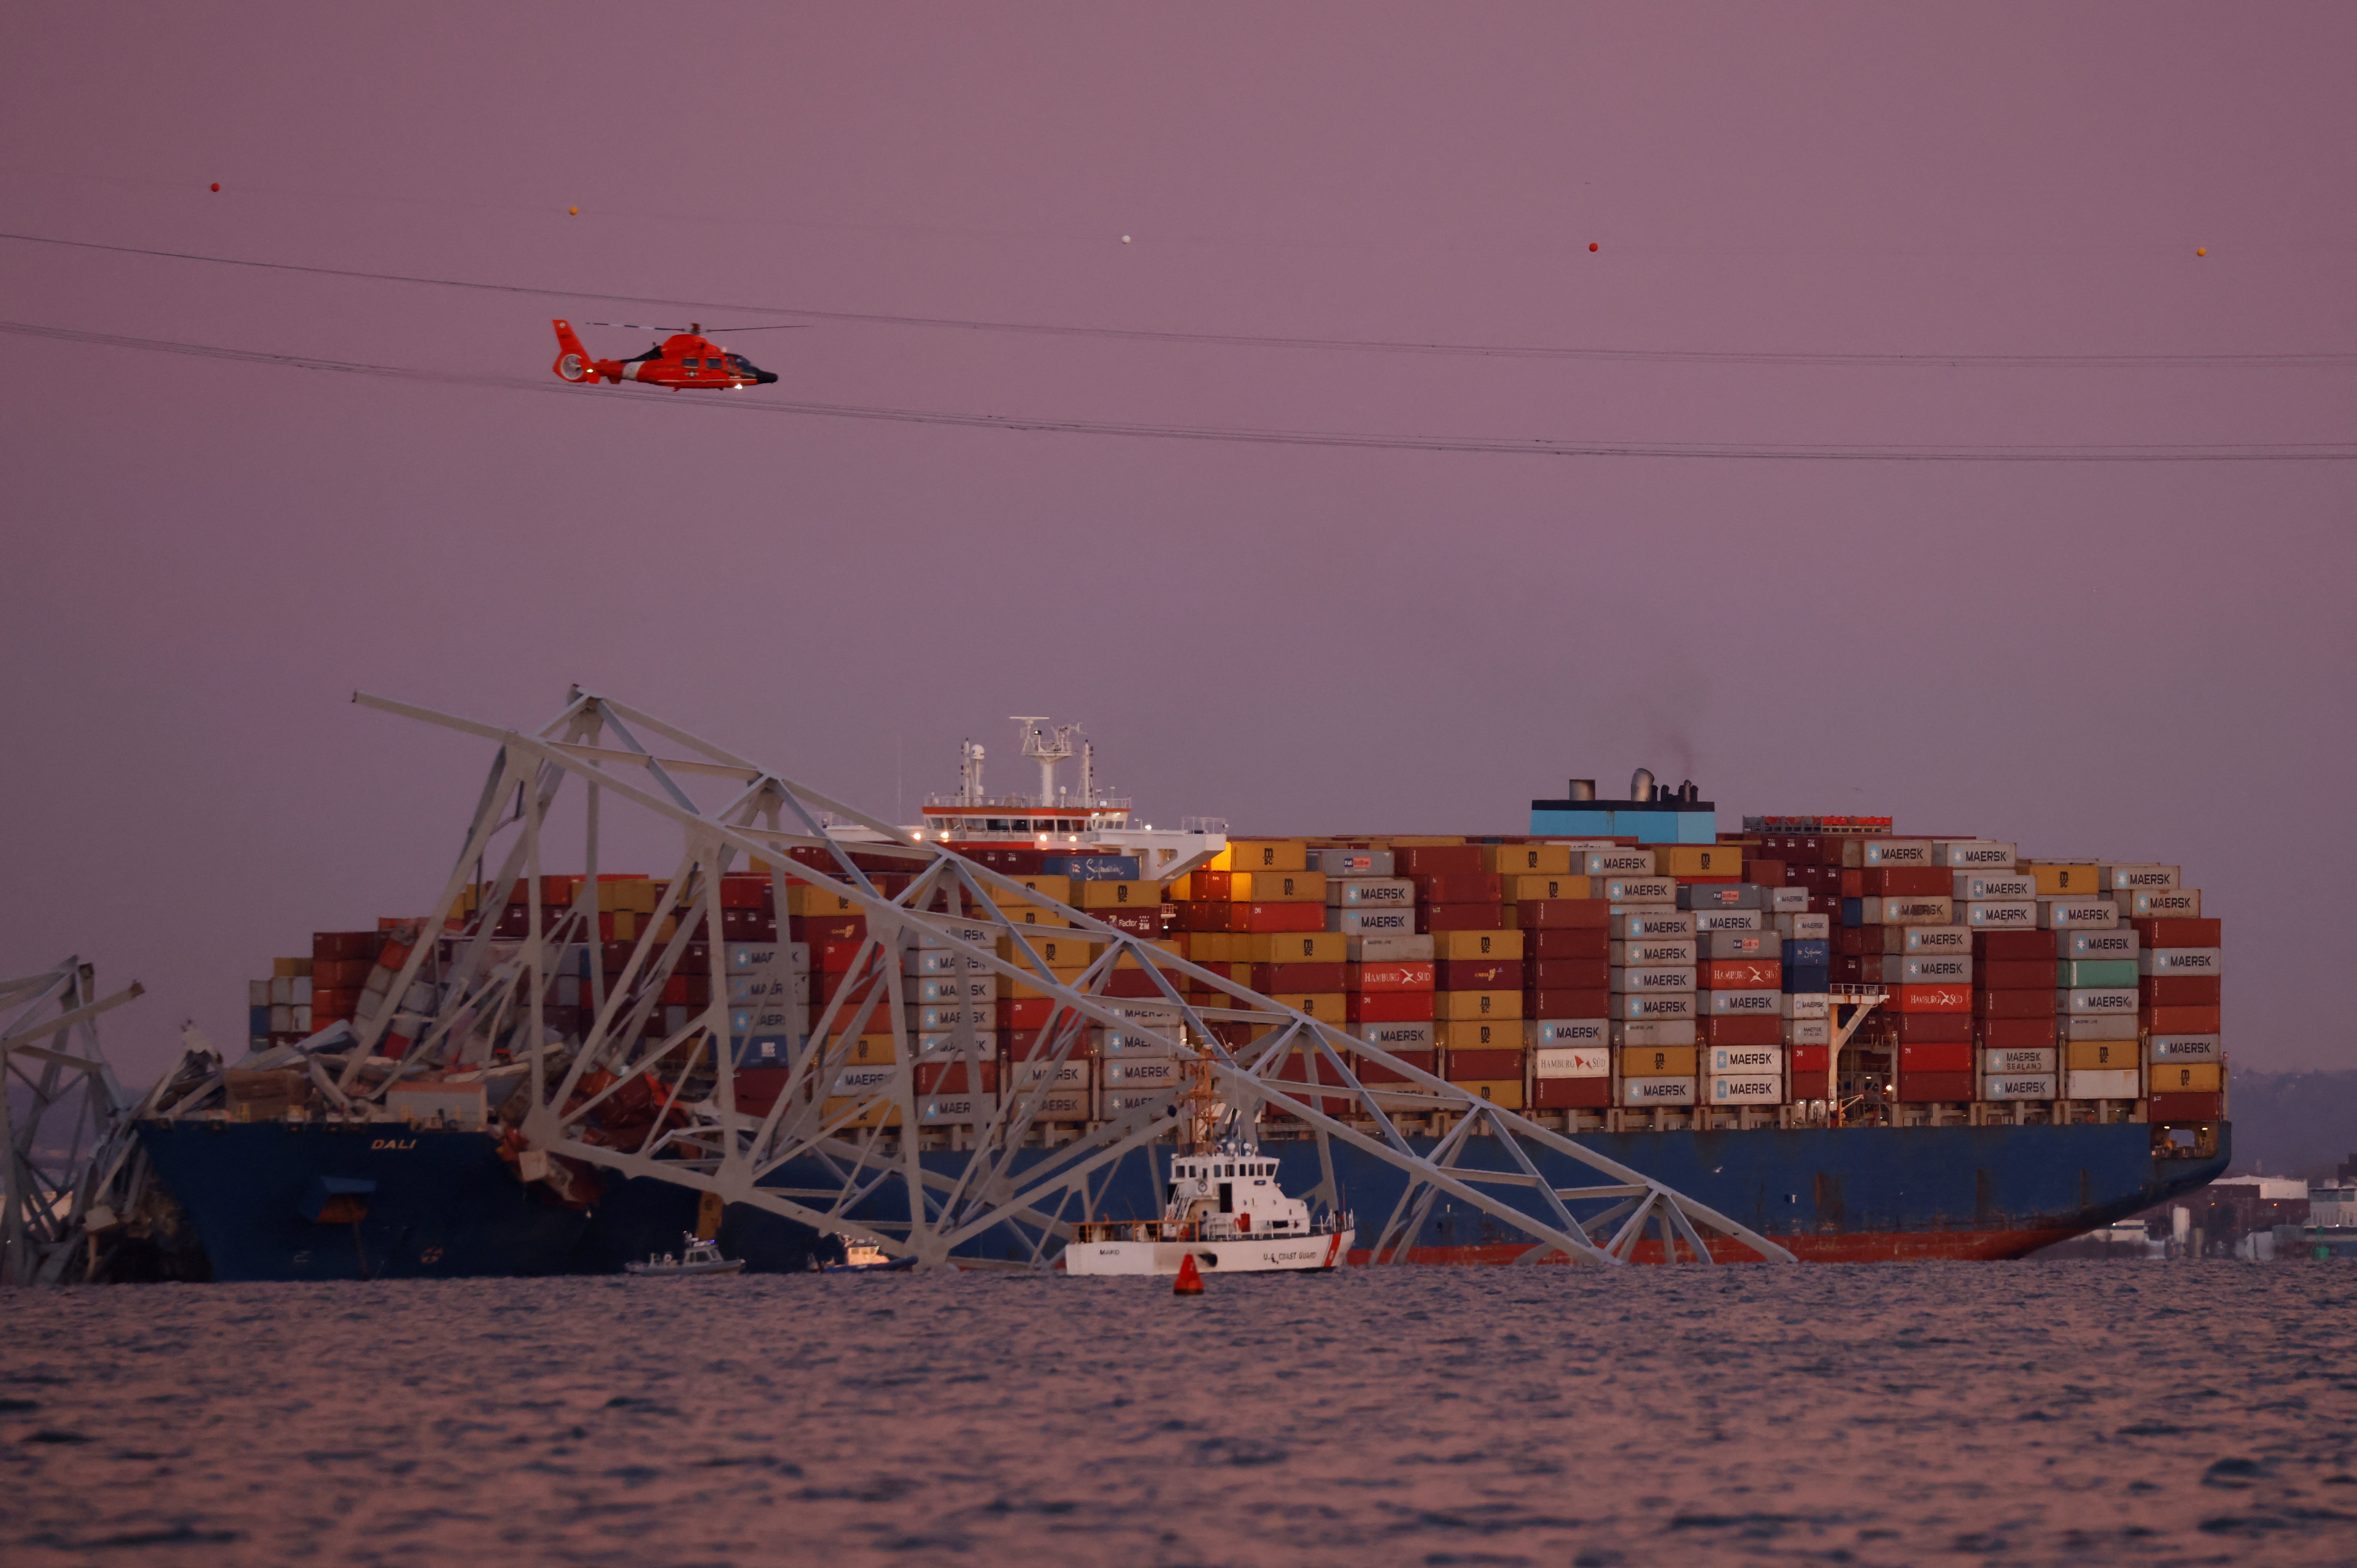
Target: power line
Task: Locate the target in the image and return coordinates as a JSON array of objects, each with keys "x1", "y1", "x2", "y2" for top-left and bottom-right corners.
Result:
[
  {"x1": 8, "y1": 317, "x2": 2353, "y2": 462},
  {"x1": 5, "y1": 229, "x2": 2352, "y2": 370}
]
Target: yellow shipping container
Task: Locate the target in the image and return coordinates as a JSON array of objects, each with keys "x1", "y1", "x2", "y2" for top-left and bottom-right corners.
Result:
[
  {"x1": 1620, "y1": 1045, "x2": 1698, "y2": 1077},
  {"x1": 2066, "y1": 1038, "x2": 2139, "y2": 1071},
  {"x1": 995, "y1": 934, "x2": 1100, "y2": 967},
  {"x1": 1001, "y1": 904, "x2": 1073, "y2": 929},
  {"x1": 1388, "y1": 836, "x2": 1467, "y2": 846},
  {"x1": 1230, "y1": 870, "x2": 1325, "y2": 903},
  {"x1": 1484, "y1": 844, "x2": 1572, "y2": 875},
  {"x1": 785, "y1": 884, "x2": 862, "y2": 917},
  {"x1": 1181, "y1": 931, "x2": 1232, "y2": 963},
  {"x1": 1657, "y1": 844, "x2": 1744, "y2": 878},
  {"x1": 2030, "y1": 864, "x2": 2103, "y2": 897},
  {"x1": 2152, "y1": 1062, "x2": 2223, "y2": 1093},
  {"x1": 1165, "y1": 872, "x2": 1193, "y2": 901},
  {"x1": 1078, "y1": 879, "x2": 1161, "y2": 909},
  {"x1": 1433, "y1": 990, "x2": 1523, "y2": 1021},
  {"x1": 1007, "y1": 967, "x2": 1089, "y2": 1000},
  {"x1": 1267, "y1": 992, "x2": 1348, "y2": 1021},
  {"x1": 830, "y1": 1033, "x2": 897, "y2": 1065},
  {"x1": 607, "y1": 910, "x2": 637, "y2": 940},
  {"x1": 1507, "y1": 873, "x2": 1592, "y2": 903},
  {"x1": 1213, "y1": 839, "x2": 1309, "y2": 873},
  {"x1": 272, "y1": 957, "x2": 314, "y2": 978},
  {"x1": 820, "y1": 1097, "x2": 902, "y2": 1129},
  {"x1": 1429, "y1": 929, "x2": 1525, "y2": 962},
  {"x1": 1243, "y1": 931, "x2": 1349, "y2": 964},
  {"x1": 1446, "y1": 1078, "x2": 1525, "y2": 1110},
  {"x1": 1436, "y1": 1018, "x2": 1518, "y2": 1050}
]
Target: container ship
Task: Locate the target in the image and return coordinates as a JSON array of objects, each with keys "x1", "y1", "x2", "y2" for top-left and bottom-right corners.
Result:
[{"x1": 136, "y1": 715, "x2": 2228, "y2": 1277}]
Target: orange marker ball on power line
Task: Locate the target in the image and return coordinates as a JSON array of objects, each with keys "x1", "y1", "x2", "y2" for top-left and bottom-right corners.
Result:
[
  {"x1": 569, "y1": 206, "x2": 579, "y2": 215},
  {"x1": 2196, "y1": 247, "x2": 2206, "y2": 257}
]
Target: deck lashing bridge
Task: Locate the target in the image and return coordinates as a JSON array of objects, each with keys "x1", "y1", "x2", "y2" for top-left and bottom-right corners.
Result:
[{"x1": 330, "y1": 689, "x2": 1795, "y2": 1270}]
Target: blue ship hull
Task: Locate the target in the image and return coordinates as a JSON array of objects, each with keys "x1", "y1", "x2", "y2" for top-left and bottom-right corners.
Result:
[{"x1": 137, "y1": 1118, "x2": 2229, "y2": 1280}]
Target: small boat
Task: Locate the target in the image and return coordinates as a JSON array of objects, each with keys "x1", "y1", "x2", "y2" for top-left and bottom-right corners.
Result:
[
  {"x1": 821, "y1": 1236, "x2": 917, "y2": 1273},
  {"x1": 624, "y1": 1233, "x2": 746, "y2": 1277},
  {"x1": 1064, "y1": 1142, "x2": 1354, "y2": 1276}
]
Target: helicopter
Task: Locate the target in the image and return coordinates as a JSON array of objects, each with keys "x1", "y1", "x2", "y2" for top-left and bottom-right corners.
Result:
[{"x1": 551, "y1": 318, "x2": 783, "y2": 390}]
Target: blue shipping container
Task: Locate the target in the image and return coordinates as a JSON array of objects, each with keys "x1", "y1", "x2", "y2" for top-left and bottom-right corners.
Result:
[
  {"x1": 1786, "y1": 938, "x2": 1831, "y2": 966},
  {"x1": 1041, "y1": 855, "x2": 1140, "y2": 881},
  {"x1": 1783, "y1": 964, "x2": 1832, "y2": 994}
]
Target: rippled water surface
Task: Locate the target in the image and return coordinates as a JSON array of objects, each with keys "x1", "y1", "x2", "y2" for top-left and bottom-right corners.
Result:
[{"x1": 7, "y1": 1261, "x2": 2357, "y2": 1565}]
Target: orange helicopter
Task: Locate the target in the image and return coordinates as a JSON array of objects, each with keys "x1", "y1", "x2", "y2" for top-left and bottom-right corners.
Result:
[{"x1": 551, "y1": 318, "x2": 786, "y2": 389}]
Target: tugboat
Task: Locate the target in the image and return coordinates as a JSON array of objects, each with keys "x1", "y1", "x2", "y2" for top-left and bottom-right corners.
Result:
[
  {"x1": 821, "y1": 1236, "x2": 917, "y2": 1274},
  {"x1": 1064, "y1": 1142, "x2": 1354, "y2": 1276},
  {"x1": 624, "y1": 1233, "x2": 745, "y2": 1277}
]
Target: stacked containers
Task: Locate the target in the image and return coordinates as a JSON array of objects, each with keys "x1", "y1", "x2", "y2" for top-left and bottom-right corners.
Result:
[
  {"x1": 1949, "y1": 841, "x2": 2055, "y2": 1106},
  {"x1": 1754, "y1": 835, "x2": 1835, "y2": 1097},
  {"x1": 1508, "y1": 844, "x2": 1611, "y2": 1117},
  {"x1": 1853, "y1": 840, "x2": 1972, "y2": 1104},
  {"x1": 1602, "y1": 849, "x2": 1695, "y2": 1113},
  {"x1": 1403, "y1": 842, "x2": 1523, "y2": 1110},
  {"x1": 1319, "y1": 846, "x2": 1439, "y2": 1098},
  {"x1": 2113, "y1": 863, "x2": 2224, "y2": 1119},
  {"x1": 2032, "y1": 861, "x2": 2139, "y2": 1105},
  {"x1": 1674, "y1": 843, "x2": 1781, "y2": 1112}
]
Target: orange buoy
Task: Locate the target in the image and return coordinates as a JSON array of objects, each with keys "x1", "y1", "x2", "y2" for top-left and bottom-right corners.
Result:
[{"x1": 1173, "y1": 1253, "x2": 1204, "y2": 1295}]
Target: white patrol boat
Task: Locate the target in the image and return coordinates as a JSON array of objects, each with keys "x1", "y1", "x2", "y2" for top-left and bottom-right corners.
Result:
[
  {"x1": 1064, "y1": 1144, "x2": 1353, "y2": 1276},
  {"x1": 624, "y1": 1233, "x2": 745, "y2": 1277}
]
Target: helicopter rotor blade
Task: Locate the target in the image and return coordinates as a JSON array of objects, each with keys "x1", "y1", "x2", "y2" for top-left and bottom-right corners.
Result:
[{"x1": 584, "y1": 321, "x2": 811, "y2": 333}]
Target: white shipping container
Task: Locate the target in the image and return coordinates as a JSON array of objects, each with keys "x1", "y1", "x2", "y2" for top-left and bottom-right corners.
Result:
[
  {"x1": 729, "y1": 1002, "x2": 801, "y2": 1037},
  {"x1": 730, "y1": 942, "x2": 811, "y2": 973},
  {"x1": 1612, "y1": 965, "x2": 1696, "y2": 993},
  {"x1": 1101, "y1": 1030, "x2": 1180, "y2": 1059},
  {"x1": 1354, "y1": 1021, "x2": 1436, "y2": 1053},
  {"x1": 1964, "y1": 900, "x2": 2038, "y2": 930},
  {"x1": 1526, "y1": 1019, "x2": 1608, "y2": 1049},
  {"x1": 1902, "y1": 925, "x2": 1974, "y2": 955},
  {"x1": 2040, "y1": 899, "x2": 2120, "y2": 930},
  {"x1": 1023, "y1": 1087, "x2": 1093, "y2": 1120},
  {"x1": 1982, "y1": 1073, "x2": 2056, "y2": 1101},
  {"x1": 1707, "y1": 1045, "x2": 1783, "y2": 1074},
  {"x1": 1940, "y1": 840, "x2": 2018, "y2": 870},
  {"x1": 1618, "y1": 1075, "x2": 1697, "y2": 1106},
  {"x1": 2122, "y1": 887, "x2": 2201, "y2": 919},
  {"x1": 1784, "y1": 1017, "x2": 1831, "y2": 1047},
  {"x1": 1612, "y1": 909, "x2": 1698, "y2": 938},
  {"x1": 916, "y1": 1030, "x2": 1001, "y2": 1058},
  {"x1": 1693, "y1": 909, "x2": 1765, "y2": 933},
  {"x1": 2102, "y1": 863, "x2": 2180, "y2": 892},
  {"x1": 1533, "y1": 1046, "x2": 1611, "y2": 1079},
  {"x1": 1102, "y1": 1057, "x2": 1185, "y2": 1088},
  {"x1": 1347, "y1": 934, "x2": 1436, "y2": 962},
  {"x1": 1767, "y1": 887, "x2": 1811, "y2": 913},
  {"x1": 827, "y1": 1063, "x2": 897, "y2": 1098},
  {"x1": 913, "y1": 923, "x2": 994, "y2": 950},
  {"x1": 2066, "y1": 1068, "x2": 2141, "y2": 1100},
  {"x1": 1611, "y1": 1019, "x2": 1698, "y2": 1047},
  {"x1": 1602, "y1": 877, "x2": 1678, "y2": 904},
  {"x1": 2065, "y1": 1014, "x2": 2139, "y2": 1041},
  {"x1": 903, "y1": 974, "x2": 998, "y2": 1005},
  {"x1": 1008, "y1": 1056, "x2": 1094, "y2": 1089},
  {"x1": 1776, "y1": 911, "x2": 1832, "y2": 939},
  {"x1": 1706, "y1": 1075, "x2": 1783, "y2": 1104},
  {"x1": 2060, "y1": 928, "x2": 2139, "y2": 960},
  {"x1": 914, "y1": 1004, "x2": 991, "y2": 1032},
  {"x1": 903, "y1": 948, "x2": 977, "y2": 976},
  {"x1": 1698, "y1": 930, "x2": 1780, "y2": 959},
  {"x1": 1098, "y1": 1089, "x2": 1172, "y2": 1120},
  {"x1": 1329, "y1": 877, "x2": 1415, "y2": 907},
  {"x1": 919, "y1": 1092, "x2": 998, "y2": 1126},
  {"x1": 2147, "y1": 1033, "x2": 2221, "y2": 1063},
  {"x1": 1614, "y1": 992, "x2": 1697, "y2": 1022},
  {"x1": 269, "y1": 976, "x2": 295, "y2": 1006},
  {"x1": 1781, "y1": 993, "x2": 1830, "y2": 1020},
  {"x1": 1104, "y1": 1002, "x2": 1183, "y2": 1034},
  {"x1": 2141, "y1": 947, "x2": 2222, "y2": 975},
  {"x1": 1862, "y1": 839, "x2": 1937, "y2": 867},
  {"x1": 1871, "y1": 896, "x2": 1954, "y2": 926},
  {"x1": 1611, "y1": 937, "x2": 1698, "y2": 966},
  {"x1": 1581, "y1": 848, "x2": 1657, "y2": 876},
  {"x1": 1882, "y1": 954, "x2": 1972, "y2": 985},
  {"x1": 1705, "y1": 989, "x2": 1781, "y2": 1016},
  {"x1": 2060, "y1": 988, "x2": 2140, "y2": 1015},
  {"x1": 1953, "y1": 873, "x2": 2036, "y2": 901},
  {"x1": 290, "y1": 1004, "x2": 312, "y2": 1032},
  {"x1": 266, "y1": 1002, "x2": 293, "y2": 1031},
  {"x1": 727, "y1": 971, "x2": 811, "y2": 1005},
  {"x1": 1329, "y1": 908, "x2": 1418, "y2": 937},
  {"x1": 1982, "y1": 1047, "x2": 2058, "y2": 1075}
]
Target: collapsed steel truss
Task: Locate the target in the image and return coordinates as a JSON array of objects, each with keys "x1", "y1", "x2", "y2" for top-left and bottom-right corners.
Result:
[
  {"x1": 322, "y1": 688, "x2": 1793, "y2": 1269},
  {"x1": 0, "y1": 958, "x2": 149, "y2": 1285}
]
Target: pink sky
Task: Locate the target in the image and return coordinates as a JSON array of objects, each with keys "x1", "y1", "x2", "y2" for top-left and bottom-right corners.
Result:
[{"x1": 4, "y1": 3, "x2": 2354, "y2": 1078}]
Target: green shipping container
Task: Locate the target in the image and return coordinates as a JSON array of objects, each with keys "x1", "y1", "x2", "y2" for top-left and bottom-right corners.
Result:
[{"x1": 2057, "y1": 958, "x2": 2138, "y2": 988}]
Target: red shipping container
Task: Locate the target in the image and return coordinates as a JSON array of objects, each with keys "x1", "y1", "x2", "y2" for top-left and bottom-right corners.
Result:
[
  {"x1": 790, "y1": 915, "x2": 867, "y2": 946},
  {"x1": 1527, "y1": 987, "x2": 1610, "y2": 1019},
  {"x1": 731, "y1": 1068, "x2": 796, "y2": 1116},
  {"x1": 1532, "y1": 1075, "x2": 1612, "y2": 1109},
  {"x1": 1393, "y1": 846, "x2": 1484, "y2": 876},
  {"x1": 2146, "y1": 1004, "x2": 2222, "y2": 1033},
  {"x1": 1835, "y1": 927, "x2": 1871, "y2": 957},
  {"x1": 1177, "y1": 902, "x2": 1229, "y2": 933},
  {"x1": 1701, "y1": 958, "x2": 1782, "y2": 990},
  {"x1": 1525, "y1": 927, "x2": 1610, "y2": 960},
  {"x1": 1101, "y1": 969, "x2": 1170, "y2": 998},
  {"x1": 1353, "y1": 1049, "x2": 1439, "y2": 1083},
  {"x1": 2148, "y1": 1090, "x2": 2224, "y2": 1121},
  {"x1": 915, "y1": 1060, "x2": 999, "y2": 1094},
  {"x1": 1862, "y1": 867, "x2": 1951, "y2": 897},
  {"x1": 814, "y1": 970, "x2": 887, "y2": 1007},
  {"x1": 1893, "y1": 1012, "x2": 1974, "y2": 1043},
  {"x1": 1971, "y1": 930, "x2": 2052, "y2": 960},
  {"x1": 1840, "y1": 869, "x2": 1865, "y2": 898},
  {"x1": 1412, "y1": 872, "x2": 1503, "y2": 903},
  {"x1": 1977, "y1": 1016, "x2": 2057, "y2": 1049},
  {"x1": 1745, "y1": 858, "x2": 1789, "y2": 886},
  {"x1": 1092, "y1": 907, "x2": 1168, "y2": 938},
  {"x1": 2136, "y1": 917, "x2": 2221, "y2": 947},
  {"x1": 1439, "y1": 959, "x2": 1524, "y2": 990},
  {"x1": 995, "y1": 997, "x2": 1055, "y2": 1030},
  {"x1": 1516, "y1": 898, "x2": 1610, "y2": 930},
  {"x1": 719, "y1": 875, "x2": 767, "y2": 910},
  {"x1": 1447, "y1": 1048, "x2": 1524, "y2": 1079},
  {"x1": 1897, "y1": 1069, "x2": 1974, "y2": 1103},
  {"x1": 1348, "y1": 960, "x2": 1436, "y2": 991},
  {"x1": 1974, "y1": 989, "x2": 2056, "y2": 1018},
  {"x1": 1898, "y1": 1041, "x2": 1972, "y2": 1073},
  {"x1": 2140, "y1": 976, "x2": 2221, "y2": 1006},
  {"x1": 1527, "y1": 958, "x2": 1609, "y2": 990},
  {"x1": 313, "y1": 989, "x2": 360, "y2": 1020},
  {"x1": 1232, "y1": 902, "x2": 1326, "y2": 933},
  {"x1": 1890, "y1": 984, "x2": 1971, "y2": 1014},
  {"x1": 1697, "y1": 1014, "x2": 1782, "y2": 1046},
  {"x1": 812, "y1": 939, "x2": 872, "y2": 974},
  {"x1": 1419, "y1": 903, "x2": 1506, "y2": 933},
  {"x1": 1980, "y1": 957, "x2": 2059, "y2": 989},
  {"x1": 1788, "y1": 1044, "x2": 1829, "y2": 1073},
  {"x1": 1348, "y1": 991, "x2": 1436, "y2": 1023},
  {"x1": 1252, "y1": 962, "x2": 1347, "y2": 993}
]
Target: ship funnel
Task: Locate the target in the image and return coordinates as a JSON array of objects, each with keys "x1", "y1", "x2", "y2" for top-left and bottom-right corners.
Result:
[
  {"x1": 1630, "y1": 767, "x2": 1655, "y2": 802},
  {"x1": 1567, "y1": 778, "x2": 1595, "y2": 802}
]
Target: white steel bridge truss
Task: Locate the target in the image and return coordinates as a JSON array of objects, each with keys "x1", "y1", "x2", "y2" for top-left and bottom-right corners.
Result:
[{"x1": 322, "y1": 689, "x2": 1793, "y2": 1271}]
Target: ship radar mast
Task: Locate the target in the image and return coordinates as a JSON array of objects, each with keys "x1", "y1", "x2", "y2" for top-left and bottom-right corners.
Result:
[{"x1": 1010, "y1": 716, "x2": 1082, "y2": 804}]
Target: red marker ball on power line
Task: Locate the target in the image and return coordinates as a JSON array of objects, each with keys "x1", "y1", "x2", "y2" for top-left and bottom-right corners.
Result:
[
  {"x1": 1590, "y1": 242, "x2": 1599, "y2": 252},
  {"x1": 210, "y1": 183, "x2": 220, "y2": 192}
]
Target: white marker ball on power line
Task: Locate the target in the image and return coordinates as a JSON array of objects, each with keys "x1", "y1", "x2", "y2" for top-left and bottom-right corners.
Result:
[{"x1": 1122, "y1": 235, "x2": 1131, "y2": 244}]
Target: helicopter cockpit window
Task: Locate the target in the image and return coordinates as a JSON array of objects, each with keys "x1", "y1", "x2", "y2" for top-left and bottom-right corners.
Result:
[{"x1": 683, "y1": 358, "x2": 702, "y2": 369}]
